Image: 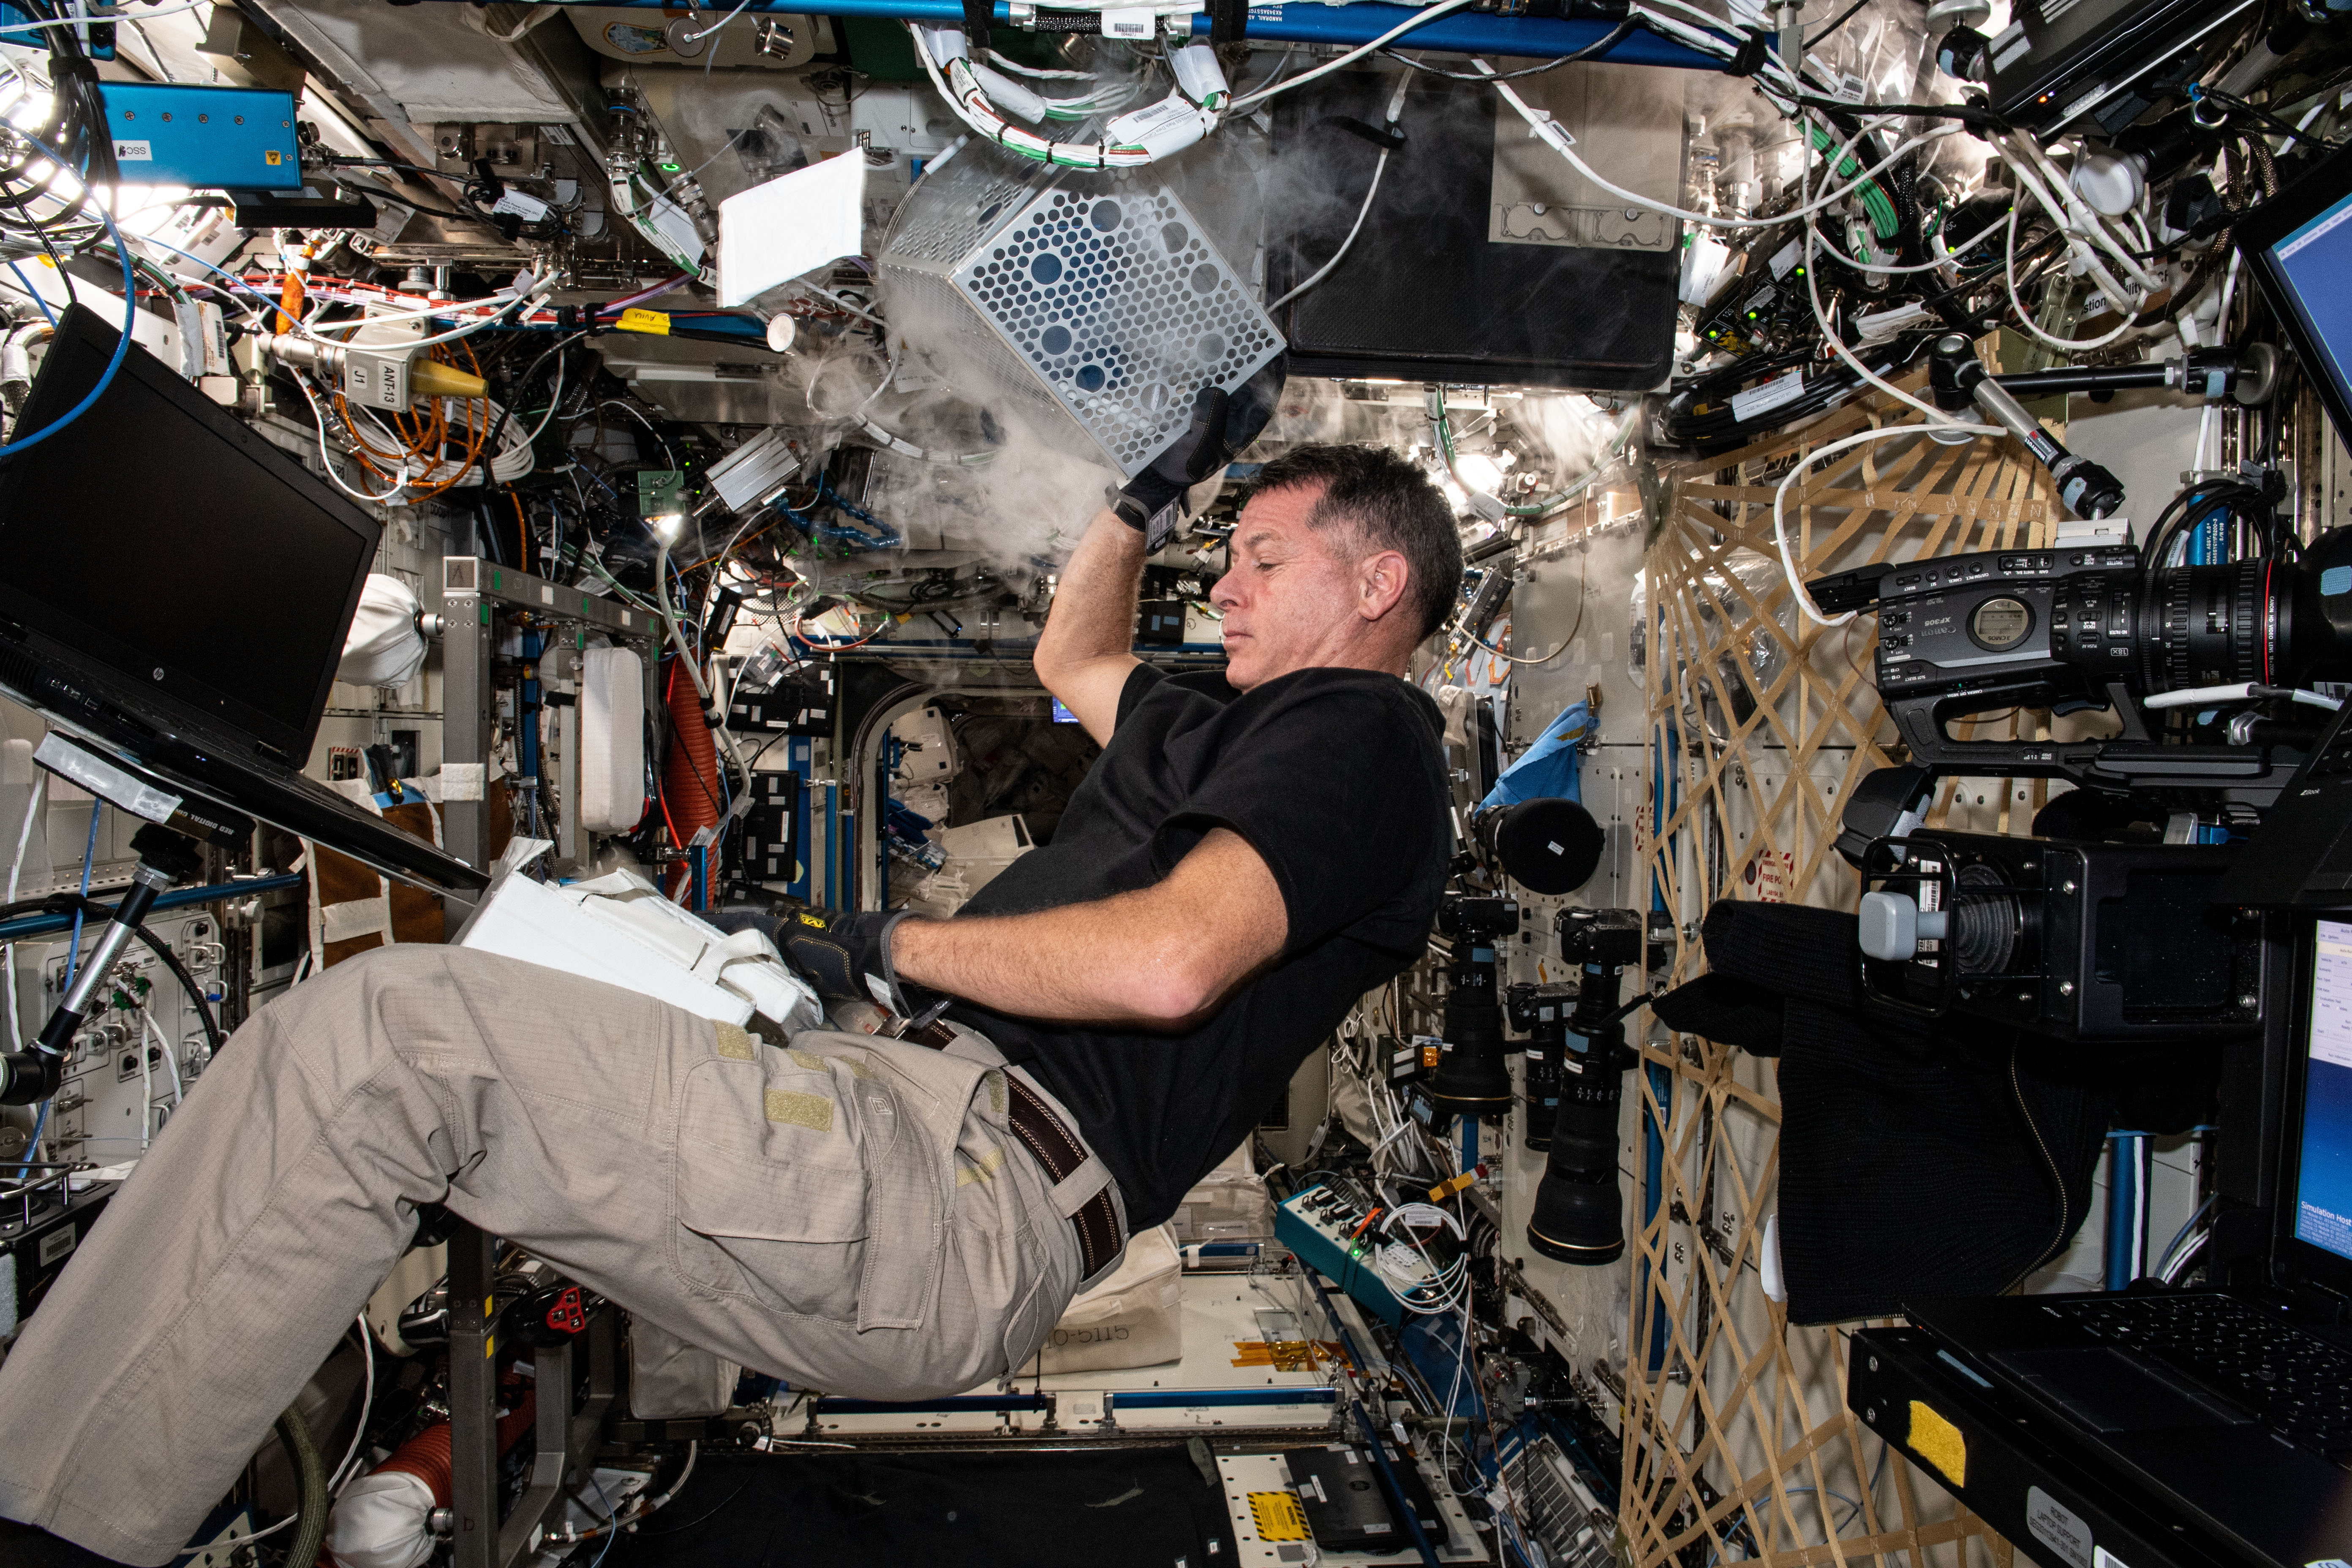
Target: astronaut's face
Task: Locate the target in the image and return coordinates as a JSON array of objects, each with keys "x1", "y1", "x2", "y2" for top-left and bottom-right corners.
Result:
[{"x1": 1211, "y1": 482, "x2": 1413, "y2": 691}]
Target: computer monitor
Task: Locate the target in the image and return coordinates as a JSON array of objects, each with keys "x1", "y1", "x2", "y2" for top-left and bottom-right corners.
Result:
[
  {"x1": 2292, "y1": 918, "x2": 2352, "y2": 1266},
  {"x1": 2241, "y1": 144, "x2": 2352, "y2": 453},
  {"x1": 0, "y1": 302, "x2": 377, "y2": 763}
]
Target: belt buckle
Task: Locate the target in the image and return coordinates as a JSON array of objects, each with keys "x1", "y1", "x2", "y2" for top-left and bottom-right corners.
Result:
[
  {"x1": 882, "y1": 997, "x2": 954, "y2": 1047},
  {"x1": 882, "y1": 997, "x2": 950, "y2": 1040}
]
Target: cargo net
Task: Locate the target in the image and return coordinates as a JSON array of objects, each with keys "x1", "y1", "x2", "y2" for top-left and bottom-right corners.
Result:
[{"x1": 1619, "y1": 358, "x2": 2055, "y2": 1568}]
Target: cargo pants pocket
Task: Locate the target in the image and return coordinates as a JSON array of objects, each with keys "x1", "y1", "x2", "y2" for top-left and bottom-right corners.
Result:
[{"x1": 668, "y1": 1053, "x2": 872, "y2": 1328}]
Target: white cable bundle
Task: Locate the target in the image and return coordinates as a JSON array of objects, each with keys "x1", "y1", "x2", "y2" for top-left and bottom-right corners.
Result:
[
  {"x1": 369, "y1": 397, "x2": 536, "y2": 491},
  {"x1": 913, "y1": 25, "x2": 1219, "y2": 168},
  {"x1": 1379, "y1": 1201, "x2": 1472, "y2": 1315}
]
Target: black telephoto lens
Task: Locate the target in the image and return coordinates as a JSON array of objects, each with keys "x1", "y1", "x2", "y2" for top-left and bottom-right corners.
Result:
[
  {"x1": 1527, "y1": 908, "x2": 1644, "y2": 1266},
  {"x1": 1431, "y1": 895, "x2": 1518, "y2": 1118},
  {"x1": 1471, "y1": 797, "x2": 1604, "y2": 896},
  {"x1": 1527, "y1": 1053, "x2": 1627, "y2": 1265},
  {"x1": 1505, "y1": 980, "x2": 1577, "y2": 1152}
]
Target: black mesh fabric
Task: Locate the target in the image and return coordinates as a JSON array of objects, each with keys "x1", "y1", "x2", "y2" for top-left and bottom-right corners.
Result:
[{"x1": 1652, "y1": 900, "x2": 2214, "y2": 1323}]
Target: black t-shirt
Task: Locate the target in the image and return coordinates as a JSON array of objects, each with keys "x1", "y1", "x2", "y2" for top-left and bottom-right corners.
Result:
[{"x1": 950, "y1": 663, "x2": 1451, "y2": 1229}]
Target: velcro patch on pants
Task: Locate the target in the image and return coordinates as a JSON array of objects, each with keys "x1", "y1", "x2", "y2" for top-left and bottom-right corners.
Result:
[
  {"x1": 956, "y1": 1144, "x2": 1007, "y2": 1187},
  {"x1": 714, "y1": 1025, "x2": 755, "y2": 1061},
  {"x1": 765, "y1": 1089, "x2": 833, "y2": 1132}
]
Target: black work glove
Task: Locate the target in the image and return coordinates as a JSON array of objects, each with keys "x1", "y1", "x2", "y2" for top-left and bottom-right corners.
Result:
[
  {"x1": 710, "y1": 906, "x2": 920, "y2": 1013},
  {"x1": 1112, "y1": 357, "x2": 1286, "y2": 549}
]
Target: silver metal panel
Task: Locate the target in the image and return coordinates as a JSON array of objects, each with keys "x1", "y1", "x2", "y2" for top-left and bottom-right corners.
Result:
[
  {"x1": 878, "y1": 147, "x2": 1285, "y2": 477},
  {"x1": 1488, "y1": 62, "x2": 1684, "y2": 254}
]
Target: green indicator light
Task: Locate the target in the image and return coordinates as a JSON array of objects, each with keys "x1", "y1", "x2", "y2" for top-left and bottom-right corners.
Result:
[{"x1": 659, "y1": 161, "x2": 682, "y2": 173}]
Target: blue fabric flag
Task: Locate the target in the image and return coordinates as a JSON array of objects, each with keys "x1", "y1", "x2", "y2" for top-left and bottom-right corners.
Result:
[{"x1": 1479, "y1": 700, "x2": 1590, "y2": 810}]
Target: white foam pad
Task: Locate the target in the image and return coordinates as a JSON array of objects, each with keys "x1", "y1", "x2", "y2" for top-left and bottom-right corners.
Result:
[{"x1": 578, "y1": 647, "x2": 645, "y2": 834}]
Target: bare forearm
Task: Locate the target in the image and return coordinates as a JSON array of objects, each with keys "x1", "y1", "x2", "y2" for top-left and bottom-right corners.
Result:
[
  {"x1": 1036, "y1": 509, "x2": 1146, "y2": 674},
  {"x1": 888, "y1": 828, "x2": 1289, "y2": 1028},
  {"x1": 891, "y1": 896, "x2": 1203, "y2": 1028}
]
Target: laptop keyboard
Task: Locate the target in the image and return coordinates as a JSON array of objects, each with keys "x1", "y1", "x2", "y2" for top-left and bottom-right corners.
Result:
[{"x1": 2061, "y1": 1295, "x2": 2352, "y2": 1462}]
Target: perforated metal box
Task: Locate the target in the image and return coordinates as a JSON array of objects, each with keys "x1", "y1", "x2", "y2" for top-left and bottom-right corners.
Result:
[{"x1": 877, "y1": 146, "x2": 1284, "y2": 479}]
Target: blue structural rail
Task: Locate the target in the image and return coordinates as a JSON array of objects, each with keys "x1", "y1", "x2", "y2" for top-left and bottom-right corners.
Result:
[{"x1": 408, "y1": 0, "x2": 1732, "y2": 69}]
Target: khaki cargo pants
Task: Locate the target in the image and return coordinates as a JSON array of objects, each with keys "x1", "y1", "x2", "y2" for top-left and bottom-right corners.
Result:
[{"x1": 0, "y1": 946, "x2": 1114, "y2": 1565}]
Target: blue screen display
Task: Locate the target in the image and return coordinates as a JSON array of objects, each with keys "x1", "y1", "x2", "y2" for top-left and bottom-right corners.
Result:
[
  {"x1": 2296, "y1": 919, "x2": 2352, "y2": 1262},
  {"x1": 2272, "y1": 192, "x2": 2352, "y2": 435},
  {"x1": 1051, "y1": 698, "x2": 1079, "y2": 724}
]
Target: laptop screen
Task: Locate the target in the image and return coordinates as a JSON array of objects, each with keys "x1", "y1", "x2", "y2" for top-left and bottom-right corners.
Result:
[
  {"x1": 0, "y1": 305, "x2": 376, "y2": 760},
  {"x1": 2245, "y1": 147, "x2": 2352, "y2": 450},
  {"x1": 2270, "y1": 196, "x2": 2352, "y2": 444},
  {"x1": 2294, "y1": 917, "x2": 2352, "y2": 1262}
]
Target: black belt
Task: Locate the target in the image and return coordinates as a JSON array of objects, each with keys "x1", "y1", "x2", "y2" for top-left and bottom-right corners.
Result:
[{"x1": 899, "y1": 1018, "x2": 1123, "y2": 1280}]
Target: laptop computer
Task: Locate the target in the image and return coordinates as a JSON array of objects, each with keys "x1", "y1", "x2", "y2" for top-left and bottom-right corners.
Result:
[
  {"x1": 2240, "y1": 139, "x2": 2352, "y2": 457},
  {"x1": 2204, "y1": 148, "x2": 2352, "y2": 909},
  {"x1": 0, "y1": 302, "x2": 484, "y2": 895},
  {"x1": 1851, "y1": 910, "x2": 2352, "y2": 1568}
]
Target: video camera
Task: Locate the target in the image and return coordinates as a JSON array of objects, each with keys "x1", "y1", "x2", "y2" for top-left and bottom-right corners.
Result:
[
  {"x1": 1856, "y1": 828, "x2": 2262, "y2": 1042},
  {"x1": 1810, "y1": 525, "x2": 2352, "y2": 813}
]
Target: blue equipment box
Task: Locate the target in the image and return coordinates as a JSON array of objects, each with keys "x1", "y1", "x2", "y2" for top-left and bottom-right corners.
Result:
[
  {"x1": 96, "y1": 84, "x2": 302, "y2": 190},
  {"x1": 1275, "y1": 1182, "x2": 1431, "y2": 1327}
]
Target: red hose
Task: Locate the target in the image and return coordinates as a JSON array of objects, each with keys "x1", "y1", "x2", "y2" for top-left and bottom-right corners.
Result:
[
  {"x1": 662, "y1": 660, "x2": 722, "y2": 899},
  {"x1": 368, "y1": 1393, "x2": 539, "y2": 1507},
  {"x1": 372, "y1": 1423, "x2": 452, "y2": 1506}
]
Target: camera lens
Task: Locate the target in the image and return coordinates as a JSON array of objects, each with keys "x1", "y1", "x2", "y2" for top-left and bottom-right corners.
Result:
[
  {"x1": 2047, "y1": 542, "x2": 2352, "y2": 705},
  {"x1": 2137, "y1": 562, "x2": 2270, "y2": 692},
  {"x1": 1432, "y1": 1003, "x2": 1513, "y2": 1116},
  {"x1": 1527, "y1": 1061, "x2": 1625, "y2": 1265},
  {"x1": 1526, "y1": 906, "x2": 1644, "y2": 1267},
  {"x1": 1432, "y1": 896, "x2": 1517, "y2": 1118},
  {"x1": 1472, "y1": 798, "x2": 1604, "y2": 896}
]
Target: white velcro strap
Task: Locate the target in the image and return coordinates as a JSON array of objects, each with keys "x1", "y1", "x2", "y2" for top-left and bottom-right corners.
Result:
[
  {"x1": 321, "y1": 896, "x2": 391, "y2": 944},
  {"x1": 690, "y1": 927, "x2": 777, "y2": 983},
  {"x1": 1046, "y1": 1152, "x2": 1113, "y2": 1220}
]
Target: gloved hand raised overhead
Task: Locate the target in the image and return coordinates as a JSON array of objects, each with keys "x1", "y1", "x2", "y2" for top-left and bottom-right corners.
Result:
[{"x1": 1112, "y1": 358, "x2": 1285, "y2": 549}]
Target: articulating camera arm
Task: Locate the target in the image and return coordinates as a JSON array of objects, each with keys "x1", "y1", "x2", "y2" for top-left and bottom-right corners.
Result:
[
  {"x1": 0, "y1": 823, "x2": 204, "y2": 1106},
  {"x1": 1925, "y1": 336, "x2": 2277, "y2": 521},
  {"x1": 1929, "y1": 333, "x2": 2125, "y2": 520}
]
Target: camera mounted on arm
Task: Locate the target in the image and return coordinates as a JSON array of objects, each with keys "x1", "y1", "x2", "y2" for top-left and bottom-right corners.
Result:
[{"x1": 1815, "y1": 337, "x2": 2344, "y2": 855}]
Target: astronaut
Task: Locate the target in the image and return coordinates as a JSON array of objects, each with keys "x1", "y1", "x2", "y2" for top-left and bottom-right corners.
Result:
[{"x1": 0, "y1": 387, "x2": 1460, "y2": 1567}]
